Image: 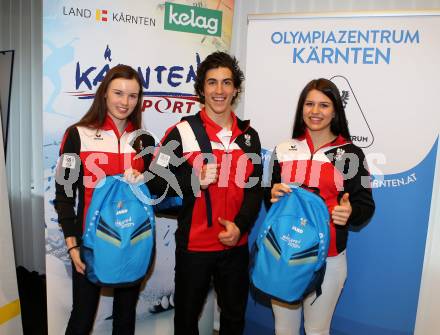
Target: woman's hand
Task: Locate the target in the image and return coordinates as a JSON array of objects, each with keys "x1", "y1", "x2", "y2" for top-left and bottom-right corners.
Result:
[
  {"x1": 270, "y1": 183, "x2": 291, "y2": 203},
  {"x1": 66, "y1": 237, "x2": 85, "y2": 274},
  {"x1": 332, "y1": 193, "x2": 352, "y2": 226},
  {"x1": 69, "y1": 247, "x2": 86, "y2": 274},
  {"x1": 124, "y1": 168, "x2": 144, "y2": 184}
]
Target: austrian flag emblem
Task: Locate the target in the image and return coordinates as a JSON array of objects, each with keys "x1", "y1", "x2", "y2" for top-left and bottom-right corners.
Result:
[{"x1": 244, "y1": 134, "x2": 251, "y2": 147}]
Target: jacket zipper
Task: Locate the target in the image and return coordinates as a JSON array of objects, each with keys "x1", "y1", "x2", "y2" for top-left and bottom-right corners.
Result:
[
  {"x1": 305, "y1": 151, "x2": 314, "y2": 186},
  {"x1": 220, "y1": 128, "x2": 235, "y2": 231},
  {"x1": 222, "y1": 129, "x2": 246, "y2": 233},
  {"x1": 118, "y1": 137, "x2": 121, "y2": 172},
  {"x1": 224, "y1": 146, "x2": 231, "y2": 224}
]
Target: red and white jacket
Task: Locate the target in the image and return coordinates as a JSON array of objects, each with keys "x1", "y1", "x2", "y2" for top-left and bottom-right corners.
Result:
[
  {"x1": 55, "y1": 115, "x2": 154, "y2": 239},
  {"x1": 149, "y1": 109, "x2": 263, "y2": 252},
  {"x1": 269, "y1": 130, "x2": 375, "y2": 256}
]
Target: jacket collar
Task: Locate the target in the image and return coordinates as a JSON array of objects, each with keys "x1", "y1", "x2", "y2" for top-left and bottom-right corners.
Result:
[
  {"x1": 101, "y1": 114, "x2": 135, "y2": 137},
  {"x1": 199, "y1": 108, "x2": 246, "y2": 142},
  {"x1": 300, "y1": 129, "x2": 350, "y2": 153}
]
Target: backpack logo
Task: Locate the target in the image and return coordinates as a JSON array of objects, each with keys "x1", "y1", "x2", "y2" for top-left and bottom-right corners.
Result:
[
  {"x1": 292, "y1": 225, "x2": 304, "y2": 234},
  {"x1": 164, "y1": 2, "x2": 222, "y2": 37},
  {"x1": 116, "y1": 200, "x2": 128, "y2": 215},
  {"x1": 281, "y1": 234, "x2": 301, "y2": 249}
]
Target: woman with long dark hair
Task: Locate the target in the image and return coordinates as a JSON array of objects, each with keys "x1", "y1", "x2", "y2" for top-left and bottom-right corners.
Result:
[
  {"x1": 55, "y1": 64, "x2": 154, "y2": 335},
  {"x1": 269, "y1": 78, "x2": 375, "y2": 335}
]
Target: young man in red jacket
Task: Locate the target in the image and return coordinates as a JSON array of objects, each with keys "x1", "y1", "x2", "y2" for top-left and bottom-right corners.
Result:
[{"x1": 150, "y1": 51, "x2": 263, "y2": 335}]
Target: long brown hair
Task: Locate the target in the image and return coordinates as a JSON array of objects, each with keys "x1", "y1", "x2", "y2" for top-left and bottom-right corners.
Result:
[
  {"x1": 292, "y1": 78, "x2": 351, "y2": 140},
  {"x1": 74, "y1": 64, "x2": 143, "y2": 130}
]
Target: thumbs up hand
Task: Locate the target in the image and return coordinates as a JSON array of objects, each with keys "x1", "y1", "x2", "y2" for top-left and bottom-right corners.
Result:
[
  {"x1": 218, "y1": 217, "x2": 241, "y2": 247},
  {"x1": 199, "y1": 163, "x2": 219, "y2": 190},
  {"x1": 331, "y1": 193, "x2": 352, "y2": 226}
]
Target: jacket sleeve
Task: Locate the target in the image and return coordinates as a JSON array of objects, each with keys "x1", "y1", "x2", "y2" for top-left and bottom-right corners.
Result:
[
  {"x1": 138, "y1": 132, "x2": 156, "y2": 173},
  {"x1": 54, "y1": 127, "x2": 82, "y2": 239},
  {"x1": 263, "y1": 147, "x2": 282, "y2": 210},
  {"x1": 133, "y1": 130, "x2": 157, "y2": 191},
  {"x1": 342, "y1": 146, "x2": 375, "y2": 227},
  {"x1": 234, "y1": 130, "x2": 264, "y2": 234}
]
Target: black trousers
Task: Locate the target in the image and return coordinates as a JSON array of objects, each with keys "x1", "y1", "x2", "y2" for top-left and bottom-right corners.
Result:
[
  {"x1": 65, "y1": 266, "x2": 141, "y2": 335},
  {"x1": 174, "y1": 245, "x2": 249, "y2": 335}
]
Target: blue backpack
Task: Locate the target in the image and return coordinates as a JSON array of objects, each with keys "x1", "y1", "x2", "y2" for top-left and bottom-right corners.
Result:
[
  {"x1": 250, "y1": 186, "x2": 330, "y2": 304},
  {"x1": 81, "y1": 175, "x2": 155, "y2": 287}
]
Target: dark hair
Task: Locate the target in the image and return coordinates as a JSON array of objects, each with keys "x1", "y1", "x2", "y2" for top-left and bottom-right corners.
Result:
[
  {"x1": 74, "y1": 64, "x2": 143, "y2": 130},
  {"x1": 292, "y1": 78, "x2": 351, "y2": 140},
  {"x1": 194, "y1": 51, "x2": 244, "y2": 104}
]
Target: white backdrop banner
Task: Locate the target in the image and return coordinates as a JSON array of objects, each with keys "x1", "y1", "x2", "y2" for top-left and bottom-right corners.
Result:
[
  {"x1": 243, "y1": 12, "x2": 440, "y2": 335},
  {"x1": 43, "y1": 1, "x2": 234, "y2": 334}
]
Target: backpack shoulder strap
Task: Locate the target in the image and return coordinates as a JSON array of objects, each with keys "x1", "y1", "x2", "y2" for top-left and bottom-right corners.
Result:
[
  {"x1": 180, "y1": 113, "x2": 214, "y2": 227},
  {"x1": 181, "y1": 113, "x2": 213, "y2": 155}
]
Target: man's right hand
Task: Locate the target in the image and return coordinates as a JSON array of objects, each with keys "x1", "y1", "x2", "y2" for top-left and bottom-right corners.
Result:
[{"x1": 199, "y1": 163, "x2": 219, "y2": 190}]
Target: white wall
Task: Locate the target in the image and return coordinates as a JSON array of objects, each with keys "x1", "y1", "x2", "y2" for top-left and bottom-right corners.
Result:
[
  {"x1": 0, "y1": 51, "x2": 14, "y2": 148},
  {"x1": 230, "y1": 1, "x2": 440, "y2": 335},
  {"x1": 0, "y1": 0, "x2": 44, "y2": 274},
  {"x1": 231, "y1": 0, "x2": 440, "y2": 117},
  {"x1": 0, "y1": 116, "x2": 23, "y2": 334}
]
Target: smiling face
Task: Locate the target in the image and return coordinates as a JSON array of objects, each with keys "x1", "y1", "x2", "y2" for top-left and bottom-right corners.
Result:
[
  {"x1": 202, "y1": 66, "x2": 238, "y2": 117},
  {"x1": 302, "y1": 89, "x2": 335, "y2": 137},
  {"x1": 105, "y1": 78, "x2": 140, "y2": 125}
]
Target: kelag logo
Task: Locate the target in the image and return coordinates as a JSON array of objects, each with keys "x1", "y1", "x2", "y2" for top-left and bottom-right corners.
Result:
[{"x1": 164, "y1": 2, "x2": 222, "y2": 37}]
